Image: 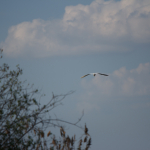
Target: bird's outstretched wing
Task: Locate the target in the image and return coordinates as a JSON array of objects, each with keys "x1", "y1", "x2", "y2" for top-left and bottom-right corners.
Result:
[
  {"x1": 81, "y1": 74, "x2": 90, "y2": 78},
  {"x1": 98, "y1": 73, "x2": 109, "y2": 76}
]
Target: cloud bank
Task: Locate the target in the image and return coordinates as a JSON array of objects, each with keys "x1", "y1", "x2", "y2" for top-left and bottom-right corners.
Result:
[
  {"x1": 1, "y1": 0, "x2": 150, "y2": 57},
  {"x1": 79, "y1": 63, "x2": 150, "y2": 112},
  {"x1": 81, "y1": 62, "x2": 150, "y2": 97}
]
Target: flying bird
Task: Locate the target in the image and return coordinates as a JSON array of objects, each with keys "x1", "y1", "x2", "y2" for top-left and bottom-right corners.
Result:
[{"x1": 81, "y1": 73, "x2": 108, "y2": 78}]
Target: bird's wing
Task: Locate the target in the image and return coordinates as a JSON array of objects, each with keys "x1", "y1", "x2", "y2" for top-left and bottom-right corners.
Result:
[
  {"x1": 98, "y1": 73, "x2": 109, "y2": 76},
  {"x1": 81, "y1": 74, "x2": 90, "y2": 78}
]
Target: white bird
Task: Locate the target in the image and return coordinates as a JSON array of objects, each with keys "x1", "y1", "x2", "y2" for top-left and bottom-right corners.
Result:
[{"x1": 81, "y1": 73, "x2": 108, "y2": 78}]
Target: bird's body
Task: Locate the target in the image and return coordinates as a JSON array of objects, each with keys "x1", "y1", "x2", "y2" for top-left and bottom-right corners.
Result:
[{"x1": 81, "y1": 73, "x2": 108, "y2": 78}]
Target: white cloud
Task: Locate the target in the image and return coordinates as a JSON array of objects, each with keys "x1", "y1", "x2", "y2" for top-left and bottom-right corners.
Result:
[
  {"x1": 78, "y1": 63, "x2": 150, "y2": 113},
  {"x1": 81, "y1": 63, "x2": 150, "y2": 96},
  {"x1": 1, "y1": 0, "x2": 150, "y2": 57}
]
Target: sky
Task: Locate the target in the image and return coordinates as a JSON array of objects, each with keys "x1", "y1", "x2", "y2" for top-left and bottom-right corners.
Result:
[{"x1": 0, "y1": 0, "x2": 150, "y2": 149}]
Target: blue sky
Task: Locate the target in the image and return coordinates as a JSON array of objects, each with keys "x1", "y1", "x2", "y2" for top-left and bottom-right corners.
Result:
[{"x1": 1, "y1": 0, "x2": 150, "y2": 149}]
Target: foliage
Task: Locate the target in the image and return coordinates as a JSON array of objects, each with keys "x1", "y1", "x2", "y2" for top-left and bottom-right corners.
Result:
[{"x1": 0, "y1": 49, "x2": 92, "y2": 150}]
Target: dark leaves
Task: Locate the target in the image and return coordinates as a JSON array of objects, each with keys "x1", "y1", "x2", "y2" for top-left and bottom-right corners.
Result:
[{"x1": 0, "y1": 51, "x2": 92, "y2": 150}]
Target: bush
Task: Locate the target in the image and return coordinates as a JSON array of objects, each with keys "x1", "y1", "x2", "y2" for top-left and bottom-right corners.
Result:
[{"x1": 0, "y1": 49, "x2": 91, "y2": 150}]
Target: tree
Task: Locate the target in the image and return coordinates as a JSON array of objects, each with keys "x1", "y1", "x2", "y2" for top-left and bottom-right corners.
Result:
[{"x1": 0, "y1": 49, "x2": 91, "y2": 150}]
